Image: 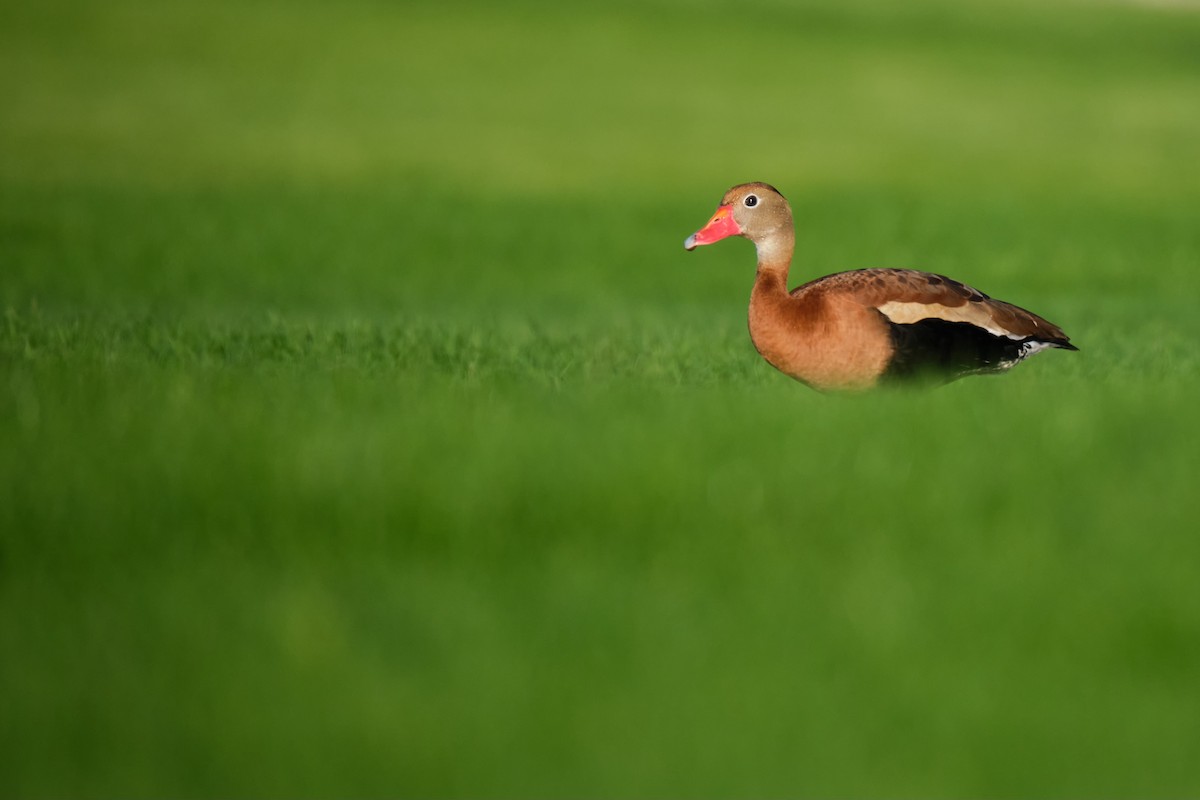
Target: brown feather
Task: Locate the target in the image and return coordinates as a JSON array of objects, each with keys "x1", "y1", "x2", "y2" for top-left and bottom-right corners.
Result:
[{"x1": 794, "y1": 268, "x2": 1072, "y2": 344}]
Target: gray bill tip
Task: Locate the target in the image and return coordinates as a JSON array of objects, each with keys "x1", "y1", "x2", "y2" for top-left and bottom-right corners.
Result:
[{"x1": 684, "y1": 234, "x2": 697, "y2": 251}]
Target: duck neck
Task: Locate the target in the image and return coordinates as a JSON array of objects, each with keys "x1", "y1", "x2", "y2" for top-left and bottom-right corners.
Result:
[
  {"x1": 748, "y1": 227, "x2": 805, "y2": 372},
  {"x1": 752, "y1": 228, "x2": 794, "y2": 294}
]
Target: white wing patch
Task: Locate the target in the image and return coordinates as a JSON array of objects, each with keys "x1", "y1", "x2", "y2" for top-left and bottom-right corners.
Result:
[
  {"x1": 875, "y1": 300, "x2": 1024, "y2": 341},
  {"x1": 1019, "y1": 340, "x2": 1054, "y2": 357}
]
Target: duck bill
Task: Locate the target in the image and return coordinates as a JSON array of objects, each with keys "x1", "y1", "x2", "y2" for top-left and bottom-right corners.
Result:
[{"x1": 684, "y1": 205, "x2": 740, "y2": 250}]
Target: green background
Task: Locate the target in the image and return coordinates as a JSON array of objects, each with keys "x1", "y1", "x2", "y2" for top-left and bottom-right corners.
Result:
[{"x1": 3, "y1": 0, "x2": 1199, "y2": 795}]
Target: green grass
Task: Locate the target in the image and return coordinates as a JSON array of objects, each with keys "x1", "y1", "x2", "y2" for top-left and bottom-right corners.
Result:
[{"x1": 3, "y1": 0, "x2": 1200, "y2": 795}]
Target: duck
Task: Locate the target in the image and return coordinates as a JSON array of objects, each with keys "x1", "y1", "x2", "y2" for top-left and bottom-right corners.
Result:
[{"x1": 684, "y1": 182, "x2": 1077, "y2": 391}]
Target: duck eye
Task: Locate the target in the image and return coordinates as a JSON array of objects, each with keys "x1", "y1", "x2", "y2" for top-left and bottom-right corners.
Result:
[{"x1": 743, "y1": 194, "x2": 758, "y2": 208}]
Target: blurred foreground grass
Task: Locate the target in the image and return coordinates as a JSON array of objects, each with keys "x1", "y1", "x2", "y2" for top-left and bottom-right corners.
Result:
[{"x1": 3, "y1": 0, "x2": 1200, "y2": 795}]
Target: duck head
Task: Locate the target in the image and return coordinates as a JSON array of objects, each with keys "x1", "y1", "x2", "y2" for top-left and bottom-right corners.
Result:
[{"x1": 684, "y1": 182, "x2": 791, "y2": 251}]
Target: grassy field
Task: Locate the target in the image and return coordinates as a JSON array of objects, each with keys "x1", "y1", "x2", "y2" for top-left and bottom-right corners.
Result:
[{"x1": 3, "y1": 0, "x2": 1200, "y2": 795}]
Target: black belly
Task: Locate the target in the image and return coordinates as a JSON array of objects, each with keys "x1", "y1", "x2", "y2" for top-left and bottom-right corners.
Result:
[{"x1": 882, "y1": 318, "x2": 1032, "y2": 383}]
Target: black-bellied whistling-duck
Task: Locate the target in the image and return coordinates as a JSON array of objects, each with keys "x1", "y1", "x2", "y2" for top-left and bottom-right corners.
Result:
[{"x1": 685, "y1": 182, "x2": 1077, "y2": 391}]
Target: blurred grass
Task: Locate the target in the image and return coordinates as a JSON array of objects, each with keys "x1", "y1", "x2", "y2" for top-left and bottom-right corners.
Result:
[{"x1": 3, "y1": 0, "x2": 1200, "y2": 796}]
